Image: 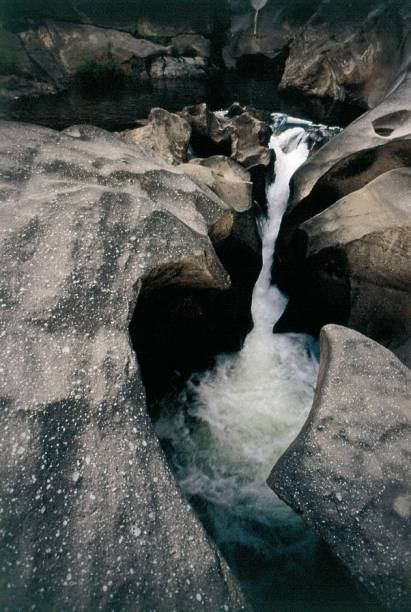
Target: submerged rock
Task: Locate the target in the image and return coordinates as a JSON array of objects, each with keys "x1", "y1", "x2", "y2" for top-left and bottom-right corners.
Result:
[
  {"x1": 0, "y1": 120, "x2": 250, "y2": 611},
  {"x1": 269, "y1": 324, "x2": 411, "y2": 612}
]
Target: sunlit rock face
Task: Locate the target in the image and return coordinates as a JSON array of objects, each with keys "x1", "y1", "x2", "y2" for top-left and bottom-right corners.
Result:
[
  {"x1": 121, "y1": 107, "x2": 192, "y2": 166},
  {"x1": 273, "y1": 74, "x2": 411, "y2": 366},
  {"x1": 269, "y1": 324, "x2": 411, "y2": 612},
  {"x1": 0, "y1": 120, "x2": 251, "y2": 611}
]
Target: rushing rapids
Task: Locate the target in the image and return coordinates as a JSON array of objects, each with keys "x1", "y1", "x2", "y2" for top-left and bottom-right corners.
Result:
[{"x1": 154, "y1": 116, "x2": 374, "y2": 610}]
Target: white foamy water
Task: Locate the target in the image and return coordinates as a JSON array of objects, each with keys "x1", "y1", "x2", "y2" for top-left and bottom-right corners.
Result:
[{"x1": 155, "y1": 118, "x2": 338, "y2": 605}]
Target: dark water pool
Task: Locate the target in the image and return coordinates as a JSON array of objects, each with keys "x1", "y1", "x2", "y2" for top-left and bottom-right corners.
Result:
[{"x1": 0, "y1": 73, "x2": 364, "y2": 131}]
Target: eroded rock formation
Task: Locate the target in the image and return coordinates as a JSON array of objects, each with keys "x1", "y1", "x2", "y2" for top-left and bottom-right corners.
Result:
[
  {"x1": 273, "y1": 73, "x2": 411, "y2": 366},
  {"x1": 269, "y1": 324, "x2": 411, "y2": 612},
  {"x1": 182, "y1": 103, "x2": 272, "y2": 169},
  {"x1": 121, "y1": 107, "x2": 192, "y2": 165},
  {"x1": 0, "y1": 120, "x2": 252, "y2": 611},
  {"x1": 280, "y1": 0, "x2": 411, "y2": 108}
]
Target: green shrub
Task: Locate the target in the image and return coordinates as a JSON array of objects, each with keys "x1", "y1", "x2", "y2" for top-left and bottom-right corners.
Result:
[{"x1": 74, "y1": 57, "x2": 124, "y2": 92}]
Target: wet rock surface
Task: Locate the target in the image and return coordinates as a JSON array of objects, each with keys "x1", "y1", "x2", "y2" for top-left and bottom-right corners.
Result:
[
  {"x1": 0, "y1": 120, "x2": 251, "y2": 611},
  {"x1": 269, "y1": 324, "x2": 411, "y2": 612},
  {"x1": 274, "y1": 74, "x2": 411, "y2": 365}
]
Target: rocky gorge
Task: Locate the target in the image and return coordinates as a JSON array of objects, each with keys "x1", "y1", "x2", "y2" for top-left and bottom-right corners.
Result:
[{"x1": 0, "y1": 1, "x2": 410, "y2": 611}]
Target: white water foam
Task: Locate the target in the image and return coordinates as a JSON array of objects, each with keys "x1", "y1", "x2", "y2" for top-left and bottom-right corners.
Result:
[
  {"x1": 156, "y1": 122, "x2": 319, "y2": 539},
  {"x1": 155, "y1": 120, "x2": 336, "y2": 604}
]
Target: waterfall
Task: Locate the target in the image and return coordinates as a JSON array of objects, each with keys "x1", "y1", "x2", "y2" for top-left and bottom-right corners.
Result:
[{"x1": 155, "y1": 117, "x2": 340, "y2": 609}]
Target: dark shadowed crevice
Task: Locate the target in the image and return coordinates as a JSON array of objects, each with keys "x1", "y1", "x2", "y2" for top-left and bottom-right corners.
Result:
[
  {"x1": 129, "y1": 225, "x2": 262, "y2": 416},
  {"x1": 274, "y1": 244, "x2": 351, "y2": 336},
  {"x1": 189, "y1": 130, "x2": 233, "y2": 158},
  {"x1": 236, "y1": 51, "x2": 289, "y2": 83}
]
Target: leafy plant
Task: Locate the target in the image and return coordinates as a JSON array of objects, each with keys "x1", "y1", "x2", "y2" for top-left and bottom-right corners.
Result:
[
  {"x1": 74, "y1": 57, "x2": 124, "y2": 92},
  {"x1": 251, "y1": 0, "x2": 268, "y2": 36}
]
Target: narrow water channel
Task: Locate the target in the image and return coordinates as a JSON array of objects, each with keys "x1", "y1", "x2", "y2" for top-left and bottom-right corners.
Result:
[{"x1": 154, "y1": 116, "x2": 384, "y2": 611}]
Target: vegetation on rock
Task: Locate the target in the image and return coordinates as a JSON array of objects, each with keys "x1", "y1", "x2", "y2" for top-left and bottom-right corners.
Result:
[{"x1": 74, "y1": 57, "x2": 124, "y2": 91}]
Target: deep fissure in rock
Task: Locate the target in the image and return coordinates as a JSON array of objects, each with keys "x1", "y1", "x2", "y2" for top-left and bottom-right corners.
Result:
[
  {"x1": 129, "y1": 115, "x2": 384, "y2": 612},
  {"x1": 130, "y1": 224, "x2": 262, "y2": 413}
]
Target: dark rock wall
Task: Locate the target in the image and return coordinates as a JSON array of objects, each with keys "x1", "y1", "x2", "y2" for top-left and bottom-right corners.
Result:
[
  {"x1": 273, "y1": 72, "x2": 411, "y2": 367},
  {"x1": 1, "y1": 0, "x2": 410, "y2": 108}
]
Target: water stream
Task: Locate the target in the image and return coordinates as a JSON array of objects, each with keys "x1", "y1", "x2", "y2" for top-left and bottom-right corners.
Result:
[{"x1": 155, "y1": 118, "x2": 382, "y2": 611}]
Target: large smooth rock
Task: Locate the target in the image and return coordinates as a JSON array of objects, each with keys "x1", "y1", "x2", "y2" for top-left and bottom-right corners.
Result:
[
  {"x1": 121, "y1": 107, "x2": 192, "y2": 165},
  {"x1": 0, "y1": 28, "x2": 56, "y2": 99},
  {"x1": 275, "y1": 168, "x2": 411, "y2": 365},
  {"x1": 0, "y1": 120, "x2": 249, "y2": 611},
  {"x1": 269, "y1": 324, "x2": 411, "y2": 612},
  {"x1": 287, "y1": 73, "x2": 411, "y2": 213},
  {"x1": 280, "y1": 0, "x2": 411, "y2": 108},
  {"x1": 230, "y1": 111, "x2": 272, "y2": 169},
  {"x1": 17, "y1": 21, "x2": 171, "y2": 85},
  {"x1": 178, "y1": 155, "x2": 260, "y2": 271},
  {"x1": 273, "y1": 74, "x2": 411, "y2": 365}
]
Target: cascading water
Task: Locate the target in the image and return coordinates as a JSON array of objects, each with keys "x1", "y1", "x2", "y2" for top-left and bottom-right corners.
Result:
[{"x1": 155, "y1": 117, "x2": 375, "y2": 610}]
